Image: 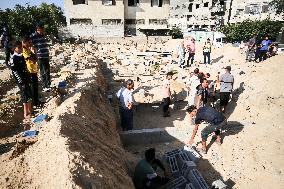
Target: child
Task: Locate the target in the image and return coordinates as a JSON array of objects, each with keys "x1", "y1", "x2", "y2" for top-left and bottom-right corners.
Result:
[
  {"x1": 8, "y1": 41, "x2": 32, "y2": 120},
  {"x1": 22, "y1": 36, "x2": 40, "y2": 107}
]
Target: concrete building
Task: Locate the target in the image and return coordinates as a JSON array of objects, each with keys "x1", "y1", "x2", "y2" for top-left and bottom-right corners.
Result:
[
  {"x1": 64, "y1": 0, "x2": 283, "y2": 37},
  {"x1": 229, "y1": 0, "x2": 283, "y2": 23},
  {"x1": 64, "y1": 0, "x2": 170, "y2": 37},
  {"x1": 169, "y1": 0, "x2": 230, "y2": 31}
]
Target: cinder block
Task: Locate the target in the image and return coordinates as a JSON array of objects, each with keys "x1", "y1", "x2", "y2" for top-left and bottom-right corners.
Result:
[
  {"x1": 185, "y1": 183, "x2": 196, "y2": 189},
  {"x1": 166, "y1": 176, "x2": 187, "y2": 189},
  {"x1": 180, "y1": 161, "x2": 197, "y2": 177},
  {"x1": 165, "y1": 149, "x2": 181, "y2": 158},
  {"x1": 168, "y1": 156, "x2": 179, "y2": 176},
  {"x1": 212, "y1": 179, "x2": 227, "y2": 189},
  {"x1": 188, "y1": 169, "x2": 209, "y2": 189},
  {"x1": 179, "y1": 151, "x2": 191, "y2": 162},
  {"x1": 183, "y1": 146, "x2": 201, "y2": 162}
]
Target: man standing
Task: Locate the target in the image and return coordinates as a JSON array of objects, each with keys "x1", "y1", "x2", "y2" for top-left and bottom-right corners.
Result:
[
  {"x1": 184, "y1": 36, "x2": 196, "y2": 67},
  {"x1": 245, "y1": 34, "x2": 256, "y2": 61},
  {"x1": 162, "y1": 72, "x2": 173, "y2": 117},
  {"x1": 219, "y1": 66, "x2": 234, "y2": 113},
  {"x1": 177, "y1": 40, "x2": 185, "y2": 68},
  {"x1": 31, "y1": 23, "x2": 50, "y2": 90},
  {"x1": 117, "y1": 79, "x2": 135, "y2": 131},
  {"x1": 186, "y1": 105, "x2": 226, "y2": 154},
  {"x1": 186, "y1": 68, "x2": 200, "y2": 106},
  {"x1": 203, "y1": 38, "x2": 212, "y2": 65},
  {"x1": 259, "y1": 36, "x2": 272, "y2": 62},
  {"x1": 133, "y1": 148, "x2": 169, "y2": 189}
]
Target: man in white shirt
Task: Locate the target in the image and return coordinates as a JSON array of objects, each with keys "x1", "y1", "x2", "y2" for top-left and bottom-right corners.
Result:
[
  {"x1": 186, "y1": 68, "x2": 200, "y2": 106},
  {"x1": 162, "y1": 72, "x2": 173, "y2": 117},
  {"x1": 117, "y1": 79, "x2": 135, "y2": 130},
  {"x1": 219, "y1": 66, "x2": 234, "y2": 113}
]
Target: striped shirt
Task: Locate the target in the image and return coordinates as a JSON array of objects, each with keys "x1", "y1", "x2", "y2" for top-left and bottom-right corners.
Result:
[{"x1": 31, "y1": 32, "x2": 49, "y2": 59}]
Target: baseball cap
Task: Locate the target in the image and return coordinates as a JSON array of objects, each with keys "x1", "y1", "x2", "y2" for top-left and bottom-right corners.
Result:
[{"x1": 225, "y1": 66, "x2": 231, "y2": 71}]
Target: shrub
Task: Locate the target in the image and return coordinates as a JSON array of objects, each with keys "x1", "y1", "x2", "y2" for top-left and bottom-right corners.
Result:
[{"x1": 219, "y1": 19, "x2": 284, "y2": 42}]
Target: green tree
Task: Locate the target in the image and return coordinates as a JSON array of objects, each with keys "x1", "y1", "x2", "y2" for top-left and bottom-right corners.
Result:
[
  {"x1": 269, "y1": 0, "x2": 284, "y2": 14},
  {"x1": 219, "y1": 19, "x2": 284, "y2": 42},
  {"x1": 169, "y1": 26, "x2": 183, "y2": 39},
  {"x1": 0, "y1": 3, "x2": 66, "y2": 38}
]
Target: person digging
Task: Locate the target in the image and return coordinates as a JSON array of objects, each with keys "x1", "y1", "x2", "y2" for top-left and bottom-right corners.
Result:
[{"x1": 186, "y1": 105, "x2": 227, "y2": 154}]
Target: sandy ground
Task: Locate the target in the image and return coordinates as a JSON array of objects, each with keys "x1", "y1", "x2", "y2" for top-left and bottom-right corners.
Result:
[{"x1": 0, "y1": 39, "x2": 283, "y2": 189}]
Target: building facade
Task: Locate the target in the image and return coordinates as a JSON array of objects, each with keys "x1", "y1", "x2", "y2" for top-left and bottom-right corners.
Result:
[
  {"x1": 64, "y1": 0, "x2": 283, "y2": 37},
  {"x1": 64, "y1": 0, "x2": 170, "y2": 37}
]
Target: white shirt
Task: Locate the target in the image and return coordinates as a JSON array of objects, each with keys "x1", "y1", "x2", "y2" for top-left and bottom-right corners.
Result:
[
  {"x1": 117, "y1": 87, "x2": 133, "y2": 109},
  {"x1": 162, "y1": 79, "x2": 171, "y2": 98},
  {"x1": 187, "y1": 75, "x2": 200, "y2": 93},
  {"x1": 220, "y1": 72, "x2": 234, "y2": 92}
]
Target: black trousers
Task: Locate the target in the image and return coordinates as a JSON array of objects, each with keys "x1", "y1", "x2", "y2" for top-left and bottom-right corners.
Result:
[
  {"x1": 30, "y1": 73, "x2": 39, "y2": 106},
  {"x1": 162, "y1": 97, "x2": 170, "y2": 115},
  {"x1": 38, "y1": 58, "x2": 51, "y2": 88},
  {"x1": 186, "y1": 53, "x2": 195, "y2": 66}
]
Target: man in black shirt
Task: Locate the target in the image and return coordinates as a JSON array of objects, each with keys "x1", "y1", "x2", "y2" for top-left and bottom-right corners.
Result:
[{"x1": 186, "y1": 105, "x2": 227, "y2": 154}]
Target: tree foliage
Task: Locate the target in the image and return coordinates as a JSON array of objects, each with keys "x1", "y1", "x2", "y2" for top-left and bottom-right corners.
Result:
[
  {"x1": 269, "y1": 0, "x2": 284, "y2": 14},
  {"x1": 219, "y1": 19, "x2": 284, "y2": 42},
  {"x1": 0, "y1": 3, "x2": 66, "y2": 38},
  {"x1": 169, "y1": 26, "x2": 183, "y2": 39}
]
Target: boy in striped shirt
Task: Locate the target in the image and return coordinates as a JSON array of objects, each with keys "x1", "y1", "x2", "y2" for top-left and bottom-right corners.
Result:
[{"x1": 31, "y1": 23, "x2": 50, "y2": 90}]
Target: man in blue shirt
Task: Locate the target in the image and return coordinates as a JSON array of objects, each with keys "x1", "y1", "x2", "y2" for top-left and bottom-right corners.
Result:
[
  {"x1": 186, "y1": 105, "x2": 227, "y2": 154},
  {"x1": 259, "y1": 36, "x2": 272, "y2": 62}
]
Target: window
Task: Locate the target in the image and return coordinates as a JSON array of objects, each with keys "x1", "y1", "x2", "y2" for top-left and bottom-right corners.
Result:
[
  {"x1": 102, "y1": 0, "x2": 116, "y2": 5},
  {"x1": 128, "y1": 0, "x2": 139, "y2": 6},
  {"x1": 188, "y1": 3, "x2": 193, "y2": 12},
  {"x1": 151, "y1": 0, "x2": 163, "y2": 7},
  {"x1": 220, "y1": 1, "x2": 224, "y2": 5},
  {"x1": 262, "y1": 4, "x2": 269, "y2": 13},
  {"x1": 72, "y1": 0, "x2": 87, "y2": 5},
  {"x1": 196, "y1": 4, "x2": 200, "y2": 9},
  {"x1": 70, "y1": 18, "x2": 92, "y2": 25},
  {"x1": 125, "y1": 19, "x2": 145, "y2": 25},
  {"x1": 149, "y1": 19, "x2": 167, "y2": 25},
  {"x1": 204, "y1": 2, "x2": 209, "y2": 7},
  {"x1": 102, "y1": 19, "x2": 121, "y2": 25}
]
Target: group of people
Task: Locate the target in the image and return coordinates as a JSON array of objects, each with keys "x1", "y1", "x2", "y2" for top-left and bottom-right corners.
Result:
[
  {"x1": 0, "y1": 23, "x2": 51, "y2": 121},
  {"x1": 129, "y1": 66, "x2": 234, "y2": 188},
  {"x1": 245, "y1": 35, "x2": 278, "y2": 62},
  {"x1": 117, "y1": 65, "x2": 234, "y2": 155},
  {"x1": 176, "y1": 36, "x2": 212, "y2": 68}
]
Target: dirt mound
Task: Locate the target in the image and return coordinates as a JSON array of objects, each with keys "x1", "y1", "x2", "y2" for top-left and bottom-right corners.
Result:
[{"x1": 0, "y1": 48, "x2": 134, "y2": 188}]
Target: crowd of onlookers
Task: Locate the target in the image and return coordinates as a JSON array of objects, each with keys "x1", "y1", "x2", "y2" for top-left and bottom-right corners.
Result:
[
  {"x1": 0, "y1": 23, "x2": 50, "y2": 122},
  {"x1": 244, "y1": 34, "x2": 278, "y2": 62}
]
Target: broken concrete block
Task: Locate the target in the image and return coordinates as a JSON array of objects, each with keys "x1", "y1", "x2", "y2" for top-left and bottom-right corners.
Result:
[
  {"x1": 188, "y1": 169, "x2": 209, "y2": 189},
  {"x1": 212, "y1": 179, "x2": 227, "y2": 189}
]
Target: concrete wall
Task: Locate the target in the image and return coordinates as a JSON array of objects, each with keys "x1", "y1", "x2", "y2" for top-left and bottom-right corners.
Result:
[
  {"x1": 64, "y1": 0, "x2": 125, "y2": 37},
  {"x1": 125, "y1": 0, "x2": 170, "y2": 29}
]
